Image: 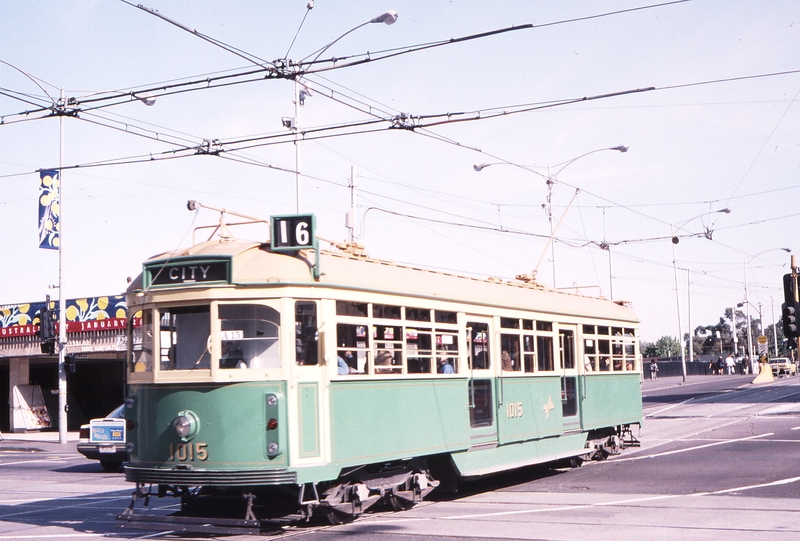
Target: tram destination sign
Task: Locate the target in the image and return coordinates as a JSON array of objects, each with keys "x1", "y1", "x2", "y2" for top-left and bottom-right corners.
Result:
[
  {"x1": 270, "y1": 214, "x2": 317, "y2": 252},
  {"x1": 146, "y1": 259, "x2": 231, "y2": 287}
]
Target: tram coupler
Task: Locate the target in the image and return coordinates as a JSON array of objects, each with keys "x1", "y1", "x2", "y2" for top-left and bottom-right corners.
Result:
[{"x1": 120, "y1": 483, "x2": 153, "y2": 517}]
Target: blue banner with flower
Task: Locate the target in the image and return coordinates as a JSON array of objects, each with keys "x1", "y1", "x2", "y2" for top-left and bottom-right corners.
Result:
[{"x1": 38, "y1": 170, "x2": 60, "y2": 250}]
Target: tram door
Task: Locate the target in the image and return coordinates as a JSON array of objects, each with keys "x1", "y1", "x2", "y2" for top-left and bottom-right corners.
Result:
[
  {"x1": 559, "y1": 326, "x2": 581, "y2": 431},
  {"x1": 466, "y1": 320, "x2": 498, "y2": 448},
  {"x1": 293, "y1": 301, "x2": 325, "y2": 461}
]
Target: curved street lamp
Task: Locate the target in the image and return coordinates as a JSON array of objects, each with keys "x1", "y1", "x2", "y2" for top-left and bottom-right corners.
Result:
[
  {"x1": 303, "y1": 11, "x2": 399, "y2": 64},
  {"x1": 473, "y1": 146, "x2": 628, "y2": 288},
  {"x1": 742, "y1": 248, "x2": 791, "y2": 365},
  {"x1": 288, "y1": 10, "x2": 398, "y2": 213}
]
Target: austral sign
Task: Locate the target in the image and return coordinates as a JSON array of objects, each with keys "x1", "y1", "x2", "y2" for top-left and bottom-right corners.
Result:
[{"x1": 146, "y1": 259, "x2": 231, "y2": 287}]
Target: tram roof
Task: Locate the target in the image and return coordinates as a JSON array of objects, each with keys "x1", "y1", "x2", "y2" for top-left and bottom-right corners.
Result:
[{"x1": 131, "y1": 239, "x2": 637, "y2": 324}]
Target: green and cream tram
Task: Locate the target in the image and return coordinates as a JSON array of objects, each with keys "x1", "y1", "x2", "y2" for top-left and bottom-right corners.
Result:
[{"x1": 119, "y1": 214, "x2": 642, "y2": 533}]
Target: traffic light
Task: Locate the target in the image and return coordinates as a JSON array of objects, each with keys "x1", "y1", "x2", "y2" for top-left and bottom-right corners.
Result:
[
  {"x1": 37, "y1": 298, "x2": 57, "y2": 355},
  {"x1": 782, "y1": 301, "x2": 799, "y2": 339}
]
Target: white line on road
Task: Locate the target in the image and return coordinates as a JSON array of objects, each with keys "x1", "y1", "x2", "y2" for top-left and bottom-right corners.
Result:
[
  {"x1": 360, "y1": 474, "x2": 800, "y2": 524},
  {"x1": 610, "y1": 432, "x2": 774, "y2": 462}
]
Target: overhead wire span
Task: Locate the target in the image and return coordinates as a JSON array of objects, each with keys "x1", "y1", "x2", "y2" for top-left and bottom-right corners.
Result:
[{"x1": 119, "y1": 0, "x2": 278, "y2": 72}]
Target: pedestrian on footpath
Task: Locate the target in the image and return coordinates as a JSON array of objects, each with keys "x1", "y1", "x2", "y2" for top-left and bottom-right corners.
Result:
[
  {"x1": 725, "y1": 353, "x2": 735, "y2": 375},
  {"x1": 650, "y1": 358, "x2": 658, "y2": 380}
]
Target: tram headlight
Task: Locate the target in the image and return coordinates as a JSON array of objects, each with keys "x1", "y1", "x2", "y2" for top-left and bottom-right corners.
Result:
[
  {"x1": 267, "y1": 442, "x2": 279, "y2": 456},
  {"x1": 172, "y1": 410, "x2": 200, "y2": 441},
  {"x1": 125, "y1": 396, "x2": 135, "y2": 409},
  {"x1": 126, "y1": 442, "x2": 135, "y2": 455}
]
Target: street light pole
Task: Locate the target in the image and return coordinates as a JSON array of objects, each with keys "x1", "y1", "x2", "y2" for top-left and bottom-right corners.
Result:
[
  {"x1": 473, "y1": 145, "x2": 628, "y2": 289},
  {"x1": 289, "y1": 10, "x2": 398, "y2": 212},
  {"x1": 57, "y1": 89, "x2": 68, "y2": 444},
  {"x1": 742, "y1": 247, "x2": 791, "y2": 366},
  {"x1": 671, "y1": 224, "x2": 686, "y2": 382},
  {"x1": 771, "y1": 295, "x2": 778, "y2": 357},
  {"x1": 744, "y1": 256, "x2": 754, "y2": 364}
]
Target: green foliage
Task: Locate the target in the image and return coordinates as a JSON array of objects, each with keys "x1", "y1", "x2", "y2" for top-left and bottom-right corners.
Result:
[{"x1": 641, "y1": 335, "x2": 681, "y2": 358}]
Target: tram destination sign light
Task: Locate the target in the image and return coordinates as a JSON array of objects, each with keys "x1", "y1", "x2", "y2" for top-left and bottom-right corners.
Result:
[{"x1": 270, "y1": 214, "x2": 317, "y2": 252}]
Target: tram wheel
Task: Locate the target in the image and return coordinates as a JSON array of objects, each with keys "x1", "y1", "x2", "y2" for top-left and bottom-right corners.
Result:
[{"x1": 388, "y1": 495, "x2": 416, "y2": 512}]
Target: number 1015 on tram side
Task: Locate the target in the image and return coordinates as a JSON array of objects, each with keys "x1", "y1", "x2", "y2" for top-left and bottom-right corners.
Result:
[{"x1": 118, "y1": 212, "x2": 642, "y2": 534}]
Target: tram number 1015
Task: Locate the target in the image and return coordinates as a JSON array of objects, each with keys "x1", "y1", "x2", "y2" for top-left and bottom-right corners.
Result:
[
  {"x1": 169, "y1": 442, "x2": 208, "y2": 461},
  {"x1": 506, "y1": 402, "x2": 523, "y2": 419}
]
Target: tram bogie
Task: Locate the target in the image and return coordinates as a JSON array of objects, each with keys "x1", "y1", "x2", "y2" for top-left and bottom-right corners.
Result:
[{"x1": 118, "y1": 214, "x2": 642, "y2": 532}]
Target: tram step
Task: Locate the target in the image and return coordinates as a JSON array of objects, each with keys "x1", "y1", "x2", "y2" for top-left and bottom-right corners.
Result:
[{"x1": 116, "y1": 513, "x2": 261, "y2": 535}]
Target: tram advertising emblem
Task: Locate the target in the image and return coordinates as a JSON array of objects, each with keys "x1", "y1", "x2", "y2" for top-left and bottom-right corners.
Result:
[{"x1": 270, "y1": 214, "x2": 316, "y2": 252}]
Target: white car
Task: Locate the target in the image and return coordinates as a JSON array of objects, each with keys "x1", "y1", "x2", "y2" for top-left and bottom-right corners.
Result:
[
  {"x1": 77, "y1": 404, "x2": 129, "y2": 471},
  {"x1": 769, "y1": 357, "x2": 797, "y2": 377}
]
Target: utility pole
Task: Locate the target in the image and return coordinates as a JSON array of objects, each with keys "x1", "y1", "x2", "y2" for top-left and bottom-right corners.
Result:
[{"x1": 57, "y1": 88, "x2": 68, "y2": 444}]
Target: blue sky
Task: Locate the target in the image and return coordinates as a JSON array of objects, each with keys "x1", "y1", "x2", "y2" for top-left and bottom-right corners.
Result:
[{"x1": 1, "y1": 0, "x2": 798, "y2": 343}]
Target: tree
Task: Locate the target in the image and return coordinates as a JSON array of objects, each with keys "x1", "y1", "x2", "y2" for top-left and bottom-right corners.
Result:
[{"x1": 641, "y1": 335, "x2": 681, "y2": 358}]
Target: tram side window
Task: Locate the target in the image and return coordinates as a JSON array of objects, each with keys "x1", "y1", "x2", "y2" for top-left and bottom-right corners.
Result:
[
  {"x1": 584, "y1": 339, "x2": 597, "y2": 372},
  {"x1": 537, "y1": 335, "x2": 554, "y2": 371},
  {"x1": 500, "y1": 318, "x2": 520, "y2": 329},
  {"x1": 584, "y1": 327, "x2": 638, "y2": 372},
  {"x1": 373, "y1": 325, "x2": 403, "y2": 374},
  {"x1": 336, "y1": 323, "x2": 369, "y2": 374},
  {"x1": 160, "y1": 306, "x2": 211, "y2": 370},
  {"x1": 435, "y1": 310, "x2": 458, "y2": 324},
  {"x1": 598, "y1": 339, "x2": 611, "y2": 371},
  {"x1": 560, "y1": 330, "x2": 576, "y2": 370},
  {"x1": 336, "y1": 301, "x2": 367, "y2": 317},
  {"x1": 523, "y1": 335, "x2": 535, "y2": 372},
  {"x1": 373, "y1": 304, "x2": 401, "y2": 319},
  {"x1": 295, "y1": 302, "x2": 318, "y2": 365},
  {"x1": 468, "y1": 323, "x2": 490, "y2": 369},
  {"x1": 625, "y1": 342, "x2": 637, "y2": 370},
  {"x1": 407, "y1": 328, "x2": 432, "y2": 374},
  {"x1": 130, "y1": 309, "x2": 153, "y2": 373},
  {"x1": 406, "y1": 307, "x2": 431, "y2": 322},
  {"x1": 500, "y1": 334, "x2": 521, "y2": 371},
  {"x1": 436, "y1": 331, "x2": 459, "y2": 374},
  {"x1": 218, "y1": 304, "x2": 280, "y2": 369},
  {"x1": 612, "y1": 341, "x2": 624, "y2": 371}
]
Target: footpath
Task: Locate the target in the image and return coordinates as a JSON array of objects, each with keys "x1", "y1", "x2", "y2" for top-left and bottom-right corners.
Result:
[{"x1": 0, "y1": 430, "x2": 80, "y2": 453}]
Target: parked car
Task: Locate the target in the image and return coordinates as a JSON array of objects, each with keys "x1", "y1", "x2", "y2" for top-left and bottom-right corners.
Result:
[
  {"x1": 77, "y1": 404, "x2": 128, "y2": 471},
  {"x1": 768, "y1": 357, "x2": 797, "y2": 377}
]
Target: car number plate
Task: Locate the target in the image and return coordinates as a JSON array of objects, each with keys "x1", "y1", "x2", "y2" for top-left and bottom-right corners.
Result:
[{"x1": 99, "y1": 445, "x2": 116, "y2": 454}]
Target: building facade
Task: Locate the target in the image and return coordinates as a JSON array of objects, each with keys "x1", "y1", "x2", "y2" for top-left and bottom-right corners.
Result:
[{"x1": 0, "y1": 295, "x2": 129, "y2": 432}]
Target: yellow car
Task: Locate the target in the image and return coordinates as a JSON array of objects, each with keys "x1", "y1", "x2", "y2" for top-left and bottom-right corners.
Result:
[{"x1": 769, "y1": 357, "x2": 797, "y2": 376}]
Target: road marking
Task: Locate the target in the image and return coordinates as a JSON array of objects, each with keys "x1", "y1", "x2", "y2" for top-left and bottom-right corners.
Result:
[
  {"x1": 359, "y1": 474, "x2": 800, "y2": 523},
  {"x1": 0, "y1": 496, "x2": 130, "y2": 520},
  {"x1": 0, "y1": 533, "x2": 106, "y2": 539},
  {"x1": 0, "y1": 458, "x2": 69, "y2": 467},
  {"x1": 610, "y1": 432, "x2": 773, "y2": 462}
]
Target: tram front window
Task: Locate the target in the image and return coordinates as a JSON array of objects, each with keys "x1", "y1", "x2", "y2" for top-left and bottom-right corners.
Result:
[
  {"x1": 160, "y1": 306, "x2": 211, "y2": 370},
  {"x1": 219, "y1": 304, "x2": 280, "y2": 369},
  {"x1": 130, "y1": 309, "x2": 153, "y2": 373}
]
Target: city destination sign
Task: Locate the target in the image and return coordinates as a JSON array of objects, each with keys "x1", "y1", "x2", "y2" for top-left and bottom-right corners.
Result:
[{"x1": 147, "y1": 259, "x2": 230, "y2": 287}]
